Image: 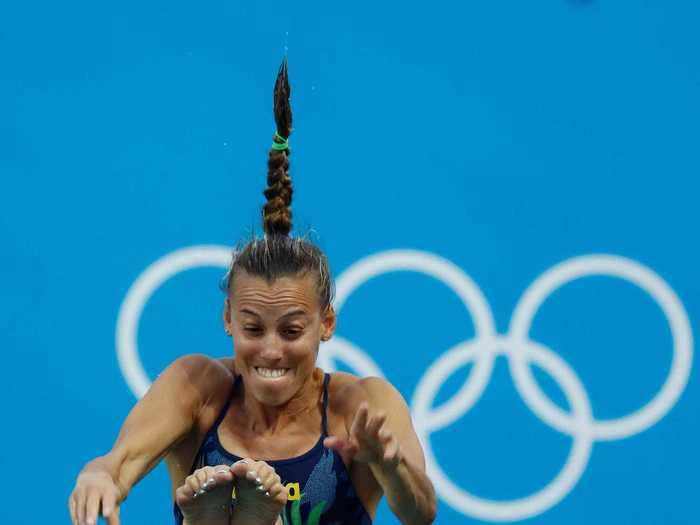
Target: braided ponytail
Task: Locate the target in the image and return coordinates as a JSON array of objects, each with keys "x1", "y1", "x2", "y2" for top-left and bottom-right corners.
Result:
[
  {"x1": 222, "y1": 58, "x2": 334, "y2": 311},
  {"x1": 263, "y1": 58, "x2": 293, "y2": 236}
]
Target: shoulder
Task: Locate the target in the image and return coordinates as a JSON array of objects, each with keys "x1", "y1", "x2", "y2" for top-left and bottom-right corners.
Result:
[
  {"x1": 159, "y1": 354, "x2": 235, "y2": 406},
  {"x1": 166, "y1": 353, "x2": 234, "y2": 383},
  {"x1": 327, "y1": 372, "x2": 408, "y2": 417}
]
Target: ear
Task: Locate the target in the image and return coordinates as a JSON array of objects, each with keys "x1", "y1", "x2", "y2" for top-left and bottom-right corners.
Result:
[
  {"x1": 320, "y1": 306, "x2": 337, "y2": 342},
  {"x1": 223, "y1": 298, "x2": 233, "y2": 336}
]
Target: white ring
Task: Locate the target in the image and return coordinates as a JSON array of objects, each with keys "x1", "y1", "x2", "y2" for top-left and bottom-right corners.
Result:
[
  {"x1": 317, "y1": 336, "x2": 385, "y2": 378},
  {"x1": 331, "y1": 249, "x2": 497, "y2": 406},
  {"x1": 413, "y1": 338, "x2": 593, "y2": 522},
  {"x1": 411, "y1": 339, "x2": 496, "y2": 433},
  {"x1": 509, "y1": 254, "x2": 693, "y2": 440},
  {"x1": 334, "y1": 250, "x2": 496, "y2": 338},
  {"x1": 116, "y1": 245, "x2": 232, "y2": 398},
  {"x1": 115, "y1": 247, "x2": 693, "y2": 522}
]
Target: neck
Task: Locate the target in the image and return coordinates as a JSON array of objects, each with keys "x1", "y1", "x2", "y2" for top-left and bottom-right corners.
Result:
[{"x1": 240, "y1": 368, "x2": 324, "y2": 434}]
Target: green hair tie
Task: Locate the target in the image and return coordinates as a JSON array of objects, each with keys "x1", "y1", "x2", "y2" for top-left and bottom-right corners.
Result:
[{"x1": 271, "y1": 132, "x2": 289, "y2": 151}]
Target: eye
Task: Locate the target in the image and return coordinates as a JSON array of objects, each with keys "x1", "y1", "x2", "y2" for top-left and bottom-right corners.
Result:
[
  {"x1": 283, "y1": 326, "x2": 303, "y2": 338},
  {"x1": 244, "y1": 325, "x2": 263, "y2": 334}
]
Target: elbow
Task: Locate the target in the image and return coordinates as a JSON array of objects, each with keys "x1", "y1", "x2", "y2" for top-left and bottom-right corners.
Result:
[
  {"x1": 421, "y1": 487, "x2": 438, "y2": 524},
  {"x1": 402, "y1": 493, "x2": 437, "y2": 525},
  {"x1": 422, "y1": 497, "x2": 437, "y2": 524}
]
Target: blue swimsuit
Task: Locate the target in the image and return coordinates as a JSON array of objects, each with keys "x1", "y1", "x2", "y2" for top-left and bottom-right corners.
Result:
[{"x1": 174, "y1": 373, "x2": 373, "y2": 525}]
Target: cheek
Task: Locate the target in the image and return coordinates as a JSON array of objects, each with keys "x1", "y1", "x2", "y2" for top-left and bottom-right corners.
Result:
[
  {"x1": 232, "y1": 334, "x2": 260, "y2": 358},
  {"x1": 232, "y1": 333, "x2": 317, "y2": 362},
  {"x1": 288, "y1": 336, "x2": 320, "y2": 363}
]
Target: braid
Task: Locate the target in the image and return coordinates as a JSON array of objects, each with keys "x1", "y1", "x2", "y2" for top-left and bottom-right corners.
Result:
[
  {"x1": 222, "y1": 58, "x2": 335, "y2": 311},
  {"x1": 263, "y1": 58, "x2": 293, "y2": 236}
]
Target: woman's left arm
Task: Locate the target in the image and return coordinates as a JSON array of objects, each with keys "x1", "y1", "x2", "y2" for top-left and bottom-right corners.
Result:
[{"x1": 324, "y1": 377, "x2": 437, "y2": 525}]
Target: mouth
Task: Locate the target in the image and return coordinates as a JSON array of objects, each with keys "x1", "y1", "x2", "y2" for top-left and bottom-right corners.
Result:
[{"x1": 254, "y1": 367, "x2": 290, "y2": 379}]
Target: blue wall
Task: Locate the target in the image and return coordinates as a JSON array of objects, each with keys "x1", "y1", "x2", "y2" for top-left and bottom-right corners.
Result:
[{"x1": 2, "y1": 1, "x2": 698, "y2": 523}]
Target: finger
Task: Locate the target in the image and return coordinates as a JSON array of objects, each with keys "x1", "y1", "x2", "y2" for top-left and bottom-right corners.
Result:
[
  {"x1": 101, "y1": 489, "x2": 117, "y2": 520},
  {"x1": 366, "y1": 411, "x2": 387, "y2": 437},
  {"x1": 324, "y1": 436, "x2": 357, "y2": 455},
  {"x1": 350, "y1": 403, "x2": 369, "y2": 438},
  {"x1": 68, "y1": 493, "x2": 77, "y2": 525},
  {"x1": 85, "y1": 488, "x2": 102, "y2": 525},
  {"x1": 323, "y1": 436, "x2": 359, "y2": 456},
  {"x1": 378, "y1": 428, "x2": 393, "y2": 444},
  {"x1": 323, "y1": 436, "x2": 345, "y2": 450},
  {"x1": 383, "y1": 438, "x2": 402, "y2": 467},
  {"x1": 75, "y1": 489, "x2": 86, "y2": 525},
  {"x1": 106, "y1": 505, "x2": 121, "y2": 525}
]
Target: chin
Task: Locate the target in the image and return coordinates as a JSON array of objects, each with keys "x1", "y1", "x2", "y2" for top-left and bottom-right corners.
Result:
[
  {"x1": 253, "y1": 387, "x2": 294, "y2": 407},
  {"x1": 248, "y1": 375, "x2": 296, "y2": 405}
]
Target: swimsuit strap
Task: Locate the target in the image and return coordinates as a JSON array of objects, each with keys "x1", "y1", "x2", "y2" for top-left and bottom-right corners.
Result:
[{"x1": 321, "y1": 372, "x2": 331, "y2": 436}]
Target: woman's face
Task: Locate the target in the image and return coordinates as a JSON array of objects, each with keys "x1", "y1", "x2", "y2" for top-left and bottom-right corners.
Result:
[{"x1": 224, "y1": 271, "x2": 335, "y2": 407}]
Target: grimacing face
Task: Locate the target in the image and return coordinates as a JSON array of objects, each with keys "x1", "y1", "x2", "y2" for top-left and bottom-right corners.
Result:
[{"x1": 223, "y1": 271, "x2": 336, "y2": 407}]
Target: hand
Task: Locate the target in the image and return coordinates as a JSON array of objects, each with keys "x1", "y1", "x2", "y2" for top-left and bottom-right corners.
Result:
[
  {"x1": 323, "y1": 402, "x2": 403, "y2": 471},
  {"x1": 68, "y1": 469, "x2": 123, "y2": 525}
]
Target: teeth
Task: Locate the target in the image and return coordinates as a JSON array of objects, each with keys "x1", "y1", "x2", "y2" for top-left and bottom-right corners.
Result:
[{"x1": 255, "y1": 367, "x2": 289, "y2": 378}]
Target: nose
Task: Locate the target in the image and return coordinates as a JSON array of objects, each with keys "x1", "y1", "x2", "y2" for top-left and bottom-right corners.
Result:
[{"x1": 259, "y1": 333, "x2": 284, "y2": 361}]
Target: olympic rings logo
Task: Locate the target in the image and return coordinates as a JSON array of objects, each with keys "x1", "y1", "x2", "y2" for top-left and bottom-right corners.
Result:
[{"x1": 116, "y1": 247, "x2": 693, "y2": 522}]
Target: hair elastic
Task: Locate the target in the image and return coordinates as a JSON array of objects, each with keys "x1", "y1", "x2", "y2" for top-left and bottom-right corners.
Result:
[{"x1": 271, "y1": 132, "x2": 289, "y2": 151}]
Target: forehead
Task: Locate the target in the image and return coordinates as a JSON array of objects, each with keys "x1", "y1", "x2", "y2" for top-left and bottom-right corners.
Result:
[{"x1": 231, "y1": 272, "x2": 320, "y2": 311}]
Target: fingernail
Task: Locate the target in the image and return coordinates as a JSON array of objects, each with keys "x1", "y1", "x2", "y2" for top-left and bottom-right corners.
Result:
[
  {"x1": 265, "y1": 491, "x2": 270, "y2": 497},
  {"x1": 256, "y1": 484, "x2": 266, "y2": 492},
  {"x1": 255, "y1": 476, "x2": 262, "y2": 484}
]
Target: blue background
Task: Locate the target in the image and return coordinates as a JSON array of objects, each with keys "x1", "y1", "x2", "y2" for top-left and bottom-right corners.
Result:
[{"x1": 2, "y1": 1, "x2": 698, "y2": 523}]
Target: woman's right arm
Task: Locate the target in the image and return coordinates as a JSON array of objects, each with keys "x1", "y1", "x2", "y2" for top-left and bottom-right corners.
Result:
[{"x1": 68, "y1": 354, "x2": 228, "y2": 525}]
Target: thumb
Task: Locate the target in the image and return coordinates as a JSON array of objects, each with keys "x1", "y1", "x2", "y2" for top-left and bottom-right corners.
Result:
[
  {"x1": 106, "y1": 505, "x2": 120, "y2": 525},
  {"x1": 324, "y1": 436, "x2": 355, "y2": 454}
]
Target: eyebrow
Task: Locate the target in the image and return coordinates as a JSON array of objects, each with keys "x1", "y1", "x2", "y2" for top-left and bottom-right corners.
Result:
[{"x1": 239, "y1": 308, "x2": 308, "y2": 320}]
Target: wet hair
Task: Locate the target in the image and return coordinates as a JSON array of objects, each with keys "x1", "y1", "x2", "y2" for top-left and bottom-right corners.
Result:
[{"x1": 220, "y1": 58, "x2": 334, "y2": 310}]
